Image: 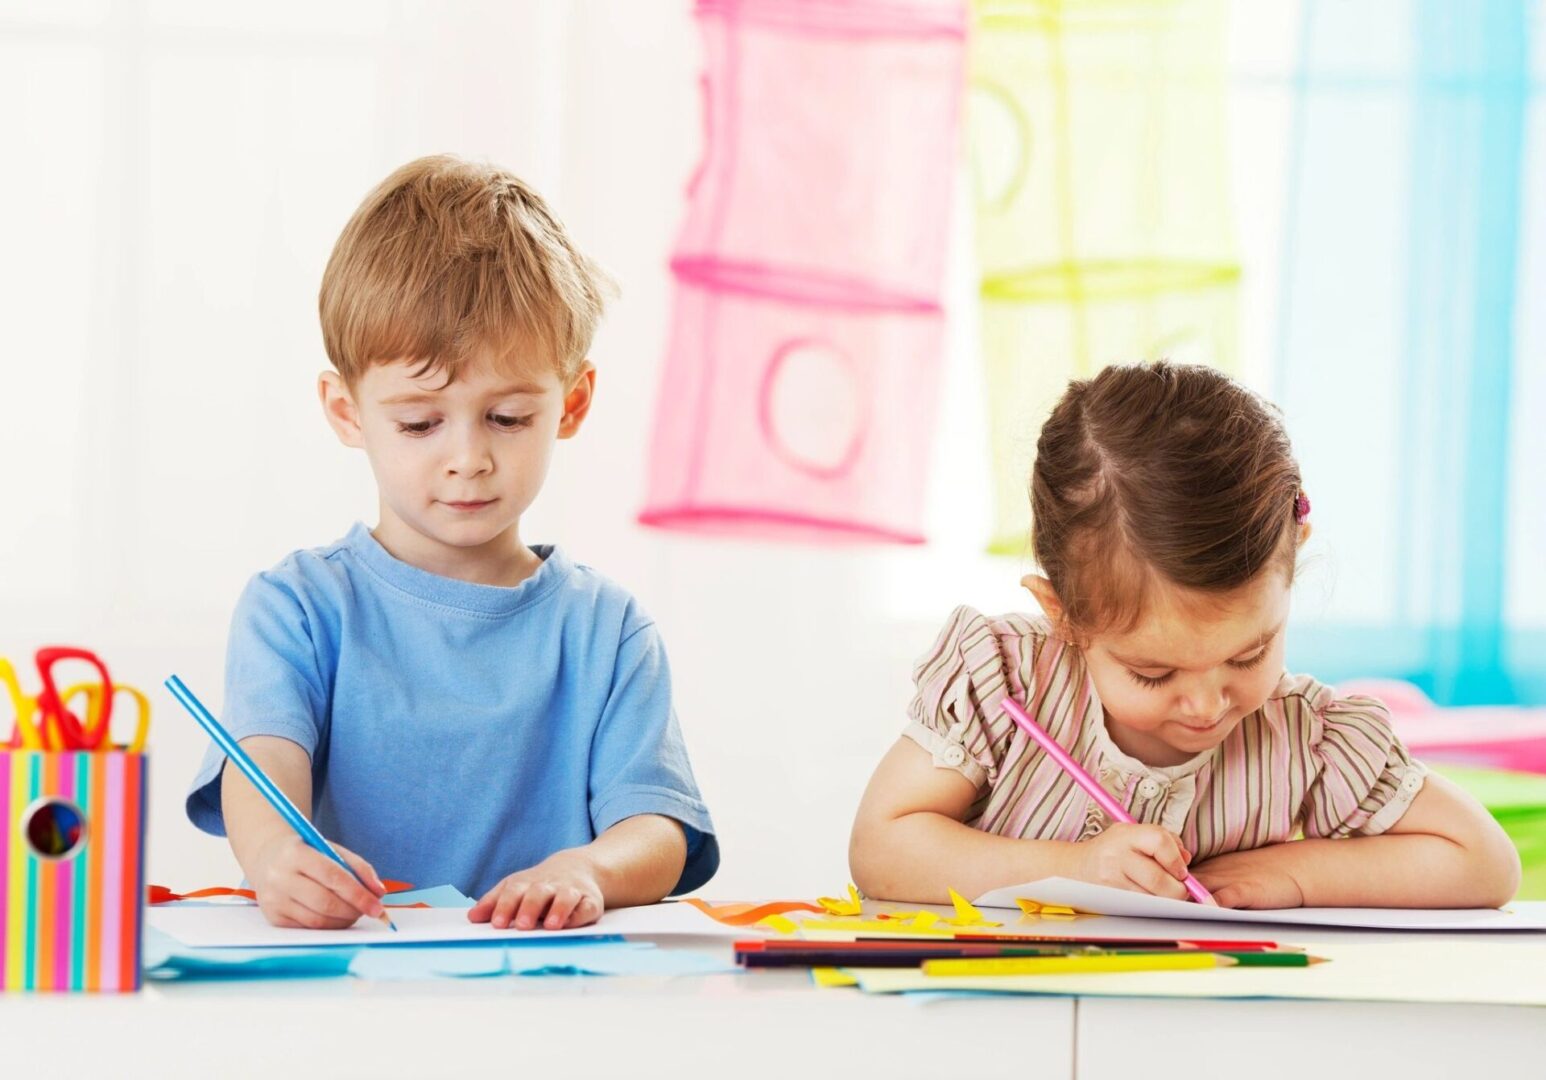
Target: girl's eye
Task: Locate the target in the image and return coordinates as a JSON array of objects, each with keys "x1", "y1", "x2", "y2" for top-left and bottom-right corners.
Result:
[
  {"x1": 396, "y1": 419, "x2": 438, "y2": 435},
  {"x1": 489, "y1": 413, "x2": 533, "y2": 429},
  {"x1": 1229, "y1": 648, "x2": 1269, "y2": 671},
  {"x1": 1127, "y1": 670, "x2": 1174, "y2": 689}
]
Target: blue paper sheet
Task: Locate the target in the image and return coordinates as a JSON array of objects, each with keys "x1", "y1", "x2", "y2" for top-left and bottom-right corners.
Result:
[
  {"x1": 143, "y1": 928, "x2": 358, "y2": 981},
  {"x1": 382, "y1": 884, "x2": 476, "y2": 909}
]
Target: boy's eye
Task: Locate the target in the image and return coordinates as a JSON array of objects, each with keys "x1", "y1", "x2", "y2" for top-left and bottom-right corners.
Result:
[
  {"x1": 396, "y1": 419, "x2": 438, "y2": 435},
  {"x1": 1127, "y1": 670, "x2": 1174, "y2": 689},
  {"x1": 489, "y1": 413, "x2": 533, "y2": 429}
]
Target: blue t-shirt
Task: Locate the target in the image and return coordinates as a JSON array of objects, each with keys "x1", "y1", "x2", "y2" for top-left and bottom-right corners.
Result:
[{"x1": 186, "y1": 523, "x2": 718, "y2": 899}]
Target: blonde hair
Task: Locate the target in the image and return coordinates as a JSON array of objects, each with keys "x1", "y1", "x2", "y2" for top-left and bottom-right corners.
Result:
[{"x1": 319, "y1": 154, "x2": 613, "y2": 385}]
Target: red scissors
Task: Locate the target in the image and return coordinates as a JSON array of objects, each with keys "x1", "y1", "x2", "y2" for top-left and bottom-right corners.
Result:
[{"x1": 3, "y1": 647, "x2": 116, "y2": 750}]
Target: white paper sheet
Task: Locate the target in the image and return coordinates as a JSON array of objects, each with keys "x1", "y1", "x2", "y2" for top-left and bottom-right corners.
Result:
[
  {"x1": 149, "y1": 900, "x2": 755, "y2": 948},
  {"x1": 971, "y1": 877, "x2": 1546, "y2": 931}
]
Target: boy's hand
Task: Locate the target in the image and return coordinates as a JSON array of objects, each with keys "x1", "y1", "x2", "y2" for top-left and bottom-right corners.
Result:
[
  {"x1": 1190, "y1": 849, "x2": 1306, "y2": 909},
  {"x1": 249, "y1": 832, "x2": 388, "y2": 930},
  {"x1": 469, "y1": 850, "x2": 604, "y2": 931},
  {"x1": 1070, "y1": 823, "x2": 1193, "y2": 901}
]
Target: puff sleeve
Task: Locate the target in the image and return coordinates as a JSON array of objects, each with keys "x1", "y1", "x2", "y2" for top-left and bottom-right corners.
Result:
[
  {"x1": 901, "y1": 606, "x2": 1022, "y2": 789},
  {"x1": 1298, "y1": 685, "x2": 1428, "y2": 839}
]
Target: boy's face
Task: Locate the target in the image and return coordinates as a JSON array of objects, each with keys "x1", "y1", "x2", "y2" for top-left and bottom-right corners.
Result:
[{"x1": 320, "y1": 353, "x2": 593, "y2": 568}]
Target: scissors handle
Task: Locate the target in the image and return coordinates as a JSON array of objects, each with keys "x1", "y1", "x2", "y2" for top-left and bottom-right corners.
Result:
[
  {"x1": 1, "y1": 658, "x2": 45, "y2": 749},
  {"x1": 35, "y1": 647, "x2": 115, "y2": 750},
  {"x1": 61, "y1": 682, "x2": 151, "y2": 753}
]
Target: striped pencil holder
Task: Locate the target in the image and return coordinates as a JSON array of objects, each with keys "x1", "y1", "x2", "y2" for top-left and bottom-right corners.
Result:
[{"x1": 1, "y1": 749, "x2": 147, "y2": 992}]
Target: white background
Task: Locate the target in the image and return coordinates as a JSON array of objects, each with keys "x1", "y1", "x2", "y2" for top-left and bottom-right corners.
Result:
[{"x1": 1, "y1": 1, "x2": 1541, "y2": 899}]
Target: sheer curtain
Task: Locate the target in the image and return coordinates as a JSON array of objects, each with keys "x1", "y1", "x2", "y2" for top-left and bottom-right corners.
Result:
[
  {"x1": 877, "y1": 0, "x2": 1545, "y2": 708},
  {"x1": 1272, "y1": 0, "x2": 1545, "y2": 706}
]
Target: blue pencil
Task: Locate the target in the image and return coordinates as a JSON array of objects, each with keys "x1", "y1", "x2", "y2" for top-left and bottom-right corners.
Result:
[{"x1": 164, "y1": 674, "x2": 396, "y2": 931}]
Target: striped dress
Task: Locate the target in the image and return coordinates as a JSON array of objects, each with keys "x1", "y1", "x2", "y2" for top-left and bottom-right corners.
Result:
[{"x1": 903, "y1": 606, "x2": 1428, "y2": 857}]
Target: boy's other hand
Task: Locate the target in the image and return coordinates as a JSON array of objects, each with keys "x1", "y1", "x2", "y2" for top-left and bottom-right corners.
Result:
[
  {"x1": 1071, "y1": 822, "x2": 1192, "y2": 901},
  {"x1": 249, "y1": 832, "x2": 388, "y2": 929},
  {"x1": 468, "y1": 850, "x2": 604, "y2": 931}
]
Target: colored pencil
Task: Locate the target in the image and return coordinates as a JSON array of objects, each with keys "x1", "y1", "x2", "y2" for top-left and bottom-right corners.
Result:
[
  {"x1": 164, "y1": 675, "x2": 395, "y2": 932},
  {"x1": 851, "y1": 934, "x2": 1282, "y2": 950},
  {"x1": 738, "y1": 938, "x2": 1284, "y2": 956},
  {"x1": 925, "y1": 952, "x2": 1232, "y2": 976},
  {"x1": 1000, "y1": 696, "x2": 1215, "y2": 905}
]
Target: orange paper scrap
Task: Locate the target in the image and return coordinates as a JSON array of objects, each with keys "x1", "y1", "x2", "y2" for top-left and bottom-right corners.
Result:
[
  {"x1": 148, "y1": 881, "x2": 428, "y2": 908},
  {"x1": 681, "y1": 898, "x2": 826, "y2": 927}
]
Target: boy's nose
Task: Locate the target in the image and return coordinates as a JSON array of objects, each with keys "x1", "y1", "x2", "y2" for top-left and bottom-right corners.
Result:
[{"x1": 445, "y1": 425, "x2": 494, "y2": 477}]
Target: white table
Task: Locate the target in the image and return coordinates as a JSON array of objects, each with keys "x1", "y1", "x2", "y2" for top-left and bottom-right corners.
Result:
[{"x1": 4, "y1": 913, "x2": 1546, "y2": 1079}]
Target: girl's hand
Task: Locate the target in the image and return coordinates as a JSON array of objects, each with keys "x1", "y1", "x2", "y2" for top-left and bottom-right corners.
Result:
[
  {"x1": 1072, "y1": 823, "x2": 1193, "y2": 900},
  {"x1": 1191, "y1": 849, "x2": 1306, "y2": 909},
  {"x1": 469, "y1": 850, "x2": 605, "y2": 931},
  {"x1": 250, "y1": 832, "x2": 387, "y2": 930}
]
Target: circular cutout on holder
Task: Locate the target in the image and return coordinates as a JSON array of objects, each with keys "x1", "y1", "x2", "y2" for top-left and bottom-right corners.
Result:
[
  {"x1": 758, "y1": 337, "x2": 869, "y2": 481},
  {"x1": 21, "y1": 797, "x2": 88, "y2": 861}
]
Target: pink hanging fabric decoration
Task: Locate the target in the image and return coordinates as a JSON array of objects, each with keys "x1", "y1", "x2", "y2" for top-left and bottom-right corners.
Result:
[{"x1": 640, "y1": 0, "x2": 967, "y2": 544}]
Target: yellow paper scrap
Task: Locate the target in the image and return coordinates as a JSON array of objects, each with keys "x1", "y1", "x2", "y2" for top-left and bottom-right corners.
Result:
[
  {"x1": 758, "y1": 914, "x2": 799, "y2": 934},
  {"x1": 944, "y1": 888, "x2": 1002, "y2": 928},
  {"x1": 811, "y1": 967, "x2": 859, "y2": 988},
  {"x1": 818, "y1": 884, "x2": 864, "y2": 917}
]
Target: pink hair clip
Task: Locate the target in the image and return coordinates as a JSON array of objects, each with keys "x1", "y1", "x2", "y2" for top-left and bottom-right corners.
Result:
[{"x1": 1295, "y1": 492, "x2": 1312, "y2": 524}]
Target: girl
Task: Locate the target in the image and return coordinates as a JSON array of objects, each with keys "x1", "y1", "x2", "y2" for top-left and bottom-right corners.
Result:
[{"x1": 850, "y1": 362, "x2": 1520, "y2": 909}]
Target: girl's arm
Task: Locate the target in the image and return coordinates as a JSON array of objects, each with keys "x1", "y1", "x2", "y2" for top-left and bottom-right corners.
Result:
[
  {"x1": 1193, "y1": 772, "x2": 1521, "y2": 909},
  {"x1": 849, "y1": 738, "x2": 1193, "y2": 904}
]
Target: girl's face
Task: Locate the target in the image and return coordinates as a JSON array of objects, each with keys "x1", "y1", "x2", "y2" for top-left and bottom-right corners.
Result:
[{"x1": 1079, "y1": 571, "x2": 1293, "y2": 767}]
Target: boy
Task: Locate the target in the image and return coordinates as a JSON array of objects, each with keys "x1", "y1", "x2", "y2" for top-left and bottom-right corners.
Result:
[{"x1": 186, "y1": 155, "x2": 718, "y2": 931}]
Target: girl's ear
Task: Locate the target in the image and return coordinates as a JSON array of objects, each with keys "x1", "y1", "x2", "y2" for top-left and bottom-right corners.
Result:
[
  {"x1": 1021, "y1": 574, "x2": 1084, "y2": 647},
  {"x1": 1021, "y1": 574, "x2": 1064, "y2": 622},
  {"x1": 1297, "y1": 520, "x2": 1313, "y2": 546}
]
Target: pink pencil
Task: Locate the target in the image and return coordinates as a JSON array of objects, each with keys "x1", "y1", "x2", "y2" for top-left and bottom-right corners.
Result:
[{"x1": 999, "y1": 698, "x2": 1216, "y2": 905}]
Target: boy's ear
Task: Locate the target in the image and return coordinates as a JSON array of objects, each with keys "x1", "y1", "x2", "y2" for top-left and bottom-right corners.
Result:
[
  {"x1": 557, "y1": 362, "x2": 596, "y2": 440},
  {"x1": 318, "y1": 371, "x2": 365, "y2": 448}
]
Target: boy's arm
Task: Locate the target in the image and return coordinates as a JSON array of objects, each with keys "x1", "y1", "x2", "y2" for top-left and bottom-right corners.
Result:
[
  {"x1": 467, "y1": 813, "x2": 687, "y2": 931},
  {"x1": 577, "y1": 813, "x2": 688, "y2": 907},
  {"x1": 222, "y1": 734, "x2": 387, "y2": 929},
  {"x1": 1192, "y1": 773, "x2": 1522, "y2": 909},
  {"x1": 849, "y1": 738, "x2": 1194, "y2": 904}
]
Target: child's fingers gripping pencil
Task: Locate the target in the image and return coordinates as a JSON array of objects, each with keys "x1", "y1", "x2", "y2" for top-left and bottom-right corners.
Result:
[
  {"x1": 164, "y1": 674, "x2": 397, "y2": 931},
  {"x1": 999, "y1": 697, "x2": 1216, "y2": 905}
]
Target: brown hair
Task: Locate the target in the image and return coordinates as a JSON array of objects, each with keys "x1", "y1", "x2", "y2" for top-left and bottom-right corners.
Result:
[
  {"x1": 319, "y1": 154, "x2": 613, "y2": 386},
  {"x1": 1030, "y1": 361, "x2": 1303, "y2": 637}
]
